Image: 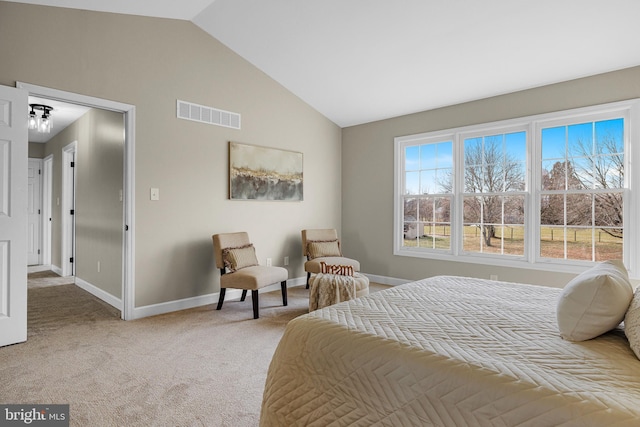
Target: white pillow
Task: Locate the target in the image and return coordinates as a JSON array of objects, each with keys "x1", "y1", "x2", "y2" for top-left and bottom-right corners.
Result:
[
  {"x1": 557, "y1": 260, "x2": 633, "y2": 341},
  {"x1": 624, "y1": 286, "x2": 640, "y2": 359}
]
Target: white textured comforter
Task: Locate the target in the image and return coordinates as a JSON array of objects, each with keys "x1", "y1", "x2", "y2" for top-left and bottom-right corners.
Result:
[{"x1": 260, "y1": 276, "x2": 640, "y2": 426}]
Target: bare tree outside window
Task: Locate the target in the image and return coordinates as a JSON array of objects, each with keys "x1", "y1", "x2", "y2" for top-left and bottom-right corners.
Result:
[
  {"x1": 459, "y1": 135, "x2": 525, "y2": 248},
  {"x1": 539, "y1": 119, "x2": 624, "y2": 261},
  {"x1": 568, "y1": 132, "x2": 623, "y2": 238}
]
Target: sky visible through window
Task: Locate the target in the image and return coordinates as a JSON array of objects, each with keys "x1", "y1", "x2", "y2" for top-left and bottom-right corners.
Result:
[
  {"x1": 405, "y1": 141, "x2": 452, "y2": 195},
  {"x1": 542, "y1": 118, "x2": 623, "y2": 160},
  {"x1": 405, "y1": 119, "x2": 623, "y2": 194}
]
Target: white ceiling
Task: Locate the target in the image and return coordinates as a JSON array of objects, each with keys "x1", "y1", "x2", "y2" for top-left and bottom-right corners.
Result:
[
  {"x1": 28, "y1": 96, "x2": 90, "y2": 143},
  {"x1": 10, "y1": 0, "x2": 640, "y2": 127}
]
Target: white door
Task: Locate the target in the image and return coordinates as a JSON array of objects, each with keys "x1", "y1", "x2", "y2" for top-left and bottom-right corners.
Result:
[
  {"x1": 27, "y1": 158, "x2": 42, "y2": 265},
  {"x1": 0, "y1": 85, "x2": 28, "y2": 347}
]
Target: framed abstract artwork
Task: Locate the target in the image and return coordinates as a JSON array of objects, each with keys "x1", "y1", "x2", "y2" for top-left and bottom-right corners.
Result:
[{"x1": 229, "y1": 141, "x2": 303, "y2": 201}]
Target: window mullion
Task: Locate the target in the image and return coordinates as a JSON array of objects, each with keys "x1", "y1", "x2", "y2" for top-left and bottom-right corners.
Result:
[{"x1": 453, "y1": 132, "x2": 463, "y2": 256}]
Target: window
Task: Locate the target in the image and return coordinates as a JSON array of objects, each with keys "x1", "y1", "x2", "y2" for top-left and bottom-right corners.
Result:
[
  {"x1": 462, "y1": 131, "x2": 526, "y2": 256},
  {"x1": 539, "y1": 118, "x2": 624, "y2": 262},
  {"x1": 394, "y1": 100, "x2": 639, "y2": 274},
  {"x1": 402, "y1": 140, "x2": 453, "y2": 250}
]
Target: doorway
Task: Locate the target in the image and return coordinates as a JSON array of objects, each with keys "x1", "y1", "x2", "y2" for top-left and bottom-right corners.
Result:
[{"x1": 18, "y1": 82, "x2": 136, "y2": 320}]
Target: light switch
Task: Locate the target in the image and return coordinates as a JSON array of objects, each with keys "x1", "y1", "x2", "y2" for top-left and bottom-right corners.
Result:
[{"x1": 150, "y1": 188, "x2": 160, "y2": 201}]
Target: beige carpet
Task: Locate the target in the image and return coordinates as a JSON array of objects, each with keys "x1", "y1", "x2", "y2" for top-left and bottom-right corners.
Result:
[{"x1": 1, "y1": 272, "x2": 388, "y2": 426}]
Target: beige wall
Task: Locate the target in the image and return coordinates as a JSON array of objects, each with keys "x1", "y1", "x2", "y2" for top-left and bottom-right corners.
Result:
[
  {"x1": 342, "y1": 66, "x2": 640, "y2": 288},
  {"x1": 28, "y1": 142, "x2": 45, "y2": 158},
  {"x1": 44, "y1": 109, "x2": 124, "y2": 297},
  {"x1": 0, "y1": 2, "x2": 342, "y2": 308}
]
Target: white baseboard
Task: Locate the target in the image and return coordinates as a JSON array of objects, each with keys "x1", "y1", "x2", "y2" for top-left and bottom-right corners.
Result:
[
  {"x1": 131, "y1": 276, "x2": 307, "y2": 320},
  {"x1": 363, "y1": 273, "x2": 411, "y2": 287},
  {"x1": 28, "y1": 264, "x2": 53, "y2": 273},
  {"x1": 51, "y1": 265, "x2": 63, "y2": 276},
  {"x1": 75, "y1": 277, "x2": 123, "y2": 311},
  {"x1": 68, "y1": 273, "x2": 403, "y2": 321}
]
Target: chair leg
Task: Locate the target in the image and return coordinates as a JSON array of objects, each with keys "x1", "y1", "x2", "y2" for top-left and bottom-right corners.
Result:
[
  {"x1": 240, "y1": 290, "x2": 248, "y2": 302},
  {"x1": 216, "y1": 288, "x2": 226, "y2": 310},
  {"x1": 306, "y1": 272, "x2": 311, "y2": 289},
  {"x1": 251, "y1": 290, "x2": 259, "y2": 319},
  {"x1": 281, "y1": 281, "x2": 288, "y2": 306}
]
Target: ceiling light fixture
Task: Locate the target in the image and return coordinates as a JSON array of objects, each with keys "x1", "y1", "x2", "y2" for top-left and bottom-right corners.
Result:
[{"x1": 28, "y1": 104, "x2": 54, "y2": 134}]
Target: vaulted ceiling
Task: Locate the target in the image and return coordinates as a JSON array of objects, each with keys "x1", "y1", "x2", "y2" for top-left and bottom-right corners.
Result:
[{"x1": 8, "y1": 0, "x2": 640, "y2": 127}]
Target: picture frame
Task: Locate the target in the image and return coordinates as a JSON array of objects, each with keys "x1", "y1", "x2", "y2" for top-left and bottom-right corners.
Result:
[{"x1": 229, "y1": 141, "x2": 303, "y2": 201}]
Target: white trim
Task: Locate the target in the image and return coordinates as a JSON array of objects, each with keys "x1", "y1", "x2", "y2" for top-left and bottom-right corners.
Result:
[
  {"x1": 131, "y1": 277, "x2": 306, "y2": 320},
  {"x1": 61, "y1": 141, "x2": 76, "y2": 277},
  {"x1": 75, "y1": 277, "x2": 123, "y2": 311},
  {"x1": 133, "y1": 291, "x2": 221, "y2": 319},
  {"x1": 51, "y1": 264, "x2": 63, "y2": 276},
  {"x1": 42, "y1": 155, "x2": 53, "y2": 266},
  {"x1": 122, "y1": 107, "x2": 135, "y2": 320},
  {"x1": 363, "y1": 273, "x2": 407, "y2": 287},
  {"x1": 17, "y1": 82, "x2": 134, "y2": 113},
  {"x1": 17, "y1": 82, "x2": 136, "y2": 320},
  {"x1": 27, "y1": 157, "x2": 43, "y2": 266},
  {"x1": 27, "y1": 264, "x2": 53, "y2": 274},
  {"x1": 394, "y1": 99, "x2": 640, "y2": 278}
]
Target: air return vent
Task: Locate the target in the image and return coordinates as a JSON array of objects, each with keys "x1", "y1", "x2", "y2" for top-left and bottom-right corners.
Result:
[{"x1": 176, "y1": 100, "x2": 241, "y2": 130}]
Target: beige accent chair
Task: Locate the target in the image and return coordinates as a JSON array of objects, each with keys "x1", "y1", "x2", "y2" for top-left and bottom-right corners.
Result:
[
  {"x1": 301, "y1": 229, "x2": 360, "y2": 288},
  {"x1": 213, "y1": 232, "x2": 288, "y2": 319}
]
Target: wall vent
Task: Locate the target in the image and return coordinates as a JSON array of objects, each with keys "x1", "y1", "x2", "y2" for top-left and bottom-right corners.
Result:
[{"x1": 176, "y1": 100, "x2": 241, "y2": 130}]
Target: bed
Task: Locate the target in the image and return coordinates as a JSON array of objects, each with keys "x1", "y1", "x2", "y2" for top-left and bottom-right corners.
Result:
[{"x1": 260, "y1": 275, "x2": 640, "y2": 426}]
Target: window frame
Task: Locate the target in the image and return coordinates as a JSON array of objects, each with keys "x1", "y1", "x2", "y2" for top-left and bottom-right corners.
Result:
[
  {"x1": 533, "y1": 110, "x2": 630, "y2": 268},
  {"x1": 399, "y1": 132, "x2": 456, "y2": 255},
  {"x1": 458, "y1": 124, "x2": 530, "y2": 259},
  {"x1": 394, "y1": 99, "x2": 640, "y2": 277}
]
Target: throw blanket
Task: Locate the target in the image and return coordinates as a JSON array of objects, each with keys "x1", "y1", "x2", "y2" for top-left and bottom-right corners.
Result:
[{"x1": 309, "y1": 273, "x2": 356, "y2": 311}]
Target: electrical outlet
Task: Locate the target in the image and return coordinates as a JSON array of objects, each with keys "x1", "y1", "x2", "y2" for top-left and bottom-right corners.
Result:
[
  {"x1": 97, "y1": 261, "x2": 101, "y2": 273},
  {"x1": 284, "y1": 256, "x2": 289, "y2": 266},
  {"x1": 490, "y1": 274, "x2": 498, "y2": 281},
  {"x1": 150, "y1": 188, "x2": 160, "y2": 201},
  {"x1": 266, "y1": 258, "x2": 272, "y2": 267}
]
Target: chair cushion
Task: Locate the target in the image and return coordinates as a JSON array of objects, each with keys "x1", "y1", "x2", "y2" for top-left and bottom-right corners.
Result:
[
  {"x1": 221, "y1": 265, "x2": 288, "y2": 291},
  {"x1": 307, "y1": 240, "x2": 341, "y2": 259},
  {"x1": 222, "y1": 244, "x2": 259, "y2": 272}
]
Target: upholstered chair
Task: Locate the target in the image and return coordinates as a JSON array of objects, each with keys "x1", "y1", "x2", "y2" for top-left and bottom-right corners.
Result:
[
  {"x1": 212, "y1": 232, "x2": 288, "y2": 319},
  {"x1": 301, "y1": 229, "x2": 360, "y2": 288}
]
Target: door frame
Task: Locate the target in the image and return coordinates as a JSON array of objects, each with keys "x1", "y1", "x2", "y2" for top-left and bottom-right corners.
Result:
[
  {"x1": 42, "y1": 154, "x2": 53, "y2": 266},
  {"x1": 61, "y1": 141, "x2": 76, "y2": 277},
  {"x1": 18, "y1": 82, "x2": 136, "y2": 321},
  {"x1": 27, "y1": 157, "x2": 43, "y2": 266}
]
